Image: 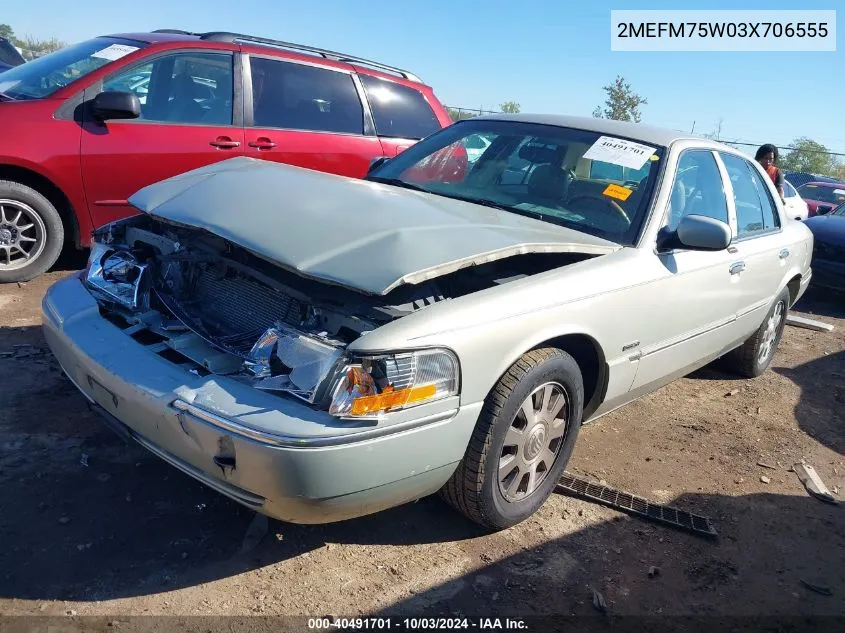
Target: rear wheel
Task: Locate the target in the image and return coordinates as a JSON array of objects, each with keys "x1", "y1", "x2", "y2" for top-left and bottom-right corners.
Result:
[
  {"x1": 0, "y1": 180, "x2": 64, "y2": 283},
  {"x1": 440, "y1": 347, "x2": 583, "y2": 530},
  {"x1": 724, "y1": 287, "x2": 790, "y2": 378}
]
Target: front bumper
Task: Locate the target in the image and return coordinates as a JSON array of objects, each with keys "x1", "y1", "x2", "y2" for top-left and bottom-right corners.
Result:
[{"x1": 42, "y1": 275, "x2": 482, "y2": 524}]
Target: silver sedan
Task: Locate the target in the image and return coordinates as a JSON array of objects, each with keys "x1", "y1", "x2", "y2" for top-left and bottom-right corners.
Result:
[{"x1": 43, "y1": 114, "x2": 813, "y2": 530}]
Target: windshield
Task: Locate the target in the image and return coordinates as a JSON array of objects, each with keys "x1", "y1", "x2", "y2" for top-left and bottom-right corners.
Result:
[
  {"x1": 797, "y1": 183, "x2": 845, "y2": 204},
  {"x1": 0, "y1": 37, "x2": 147, "y2": 100},
  {"x1": 367, "y1": 119, "x2": 665, "y2": 245}
]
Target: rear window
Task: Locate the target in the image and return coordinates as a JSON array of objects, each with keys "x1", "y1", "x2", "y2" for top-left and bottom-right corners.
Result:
[
  {"x1": 797, "y1": 184, "x2": 845, "y2": 204},
  {"x1": 359, "y1": 74, "x2": 441, "y2": 140}
]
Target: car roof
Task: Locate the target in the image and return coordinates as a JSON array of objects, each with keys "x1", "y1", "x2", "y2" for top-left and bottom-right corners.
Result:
[
  {"x1": 106, "y1": 32, "x2": 200, "y2": 44},
  {"x1": 470, "y1": 113, "x2": 709, "y2": 148},
  {"x1": 103, "y1": 31, "x2": 427, "y2": 85}
]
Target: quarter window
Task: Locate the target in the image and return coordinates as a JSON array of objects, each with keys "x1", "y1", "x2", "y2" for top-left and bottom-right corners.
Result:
[
  {"x1": 102, "y1": 52, "x2": 234, "y2": 125},
  {"x1": 664, "y1": 150, "x2": 729, "y2": 231},
  {"x1": 359, "y1": 74, "x2": 442, "y2": 140},
  {"x1": 249, "y1": 57, "x2": 363, "y2": 134},
  {"x1": 719, "y1": 153, "x2": 780, "y2": 238},
  {"x1": 783, "y1": 181, "x2": 797, "y2": 198}
]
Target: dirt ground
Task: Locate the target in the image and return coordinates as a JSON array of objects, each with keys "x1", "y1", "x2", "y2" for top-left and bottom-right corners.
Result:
[{"x1": 1, "y1": 253, "x2": 843, "y2": 624}]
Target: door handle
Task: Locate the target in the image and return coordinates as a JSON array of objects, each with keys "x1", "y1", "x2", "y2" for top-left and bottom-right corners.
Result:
[
  {"x1": 778, "y1": 248, "x2": 790, "y2": 259},
  {"x1": 248, "y1": 137, "x2": 276, "y2": 150},
  {"x1": 209, "y1": 136, "x2": 241, "y2": 149},
  {"x1": 729, "y1": 261, "x2": 746, "y2": 275}
]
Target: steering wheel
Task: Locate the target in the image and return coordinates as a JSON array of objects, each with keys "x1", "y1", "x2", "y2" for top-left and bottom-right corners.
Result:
[{"x1": 566, "y1": 194, "x2": 631, "y2": 229}]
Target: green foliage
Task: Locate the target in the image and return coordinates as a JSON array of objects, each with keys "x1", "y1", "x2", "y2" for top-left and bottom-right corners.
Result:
[
  {"x1": 592, "y1": 75, "x2": 647, "y2": 123},
  {"x1": 778, "y1": 137, "x2": 842, "y2": 177},
  {"x1": 0, "y1": 24, "x2": 66, "y2": 60},
  {"x1": 499, "y1": 101, "x2": 520, "y2": 113}
]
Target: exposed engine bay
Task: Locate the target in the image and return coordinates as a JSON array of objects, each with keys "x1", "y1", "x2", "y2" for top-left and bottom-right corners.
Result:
[{"x1": 84, "y1": 215, "x2": 596, "y2": 408}]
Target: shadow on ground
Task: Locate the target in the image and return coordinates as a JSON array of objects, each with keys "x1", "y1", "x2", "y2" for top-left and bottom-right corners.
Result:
[
  {"x1": 51, "y1": 244, "x2": 89, "y2": 274},
  {"x1": 0, "y1": 325, "x2": 484, "y2": 603},
  {"x1": 774, "y1": 350, "x2": 845, "y2": 456},
  {"x1": 793, "y1": 286, "x2": 845, "y2": 321},
  {"x1": 376, "y1": 490, "x2": 845, "y2": 618}
]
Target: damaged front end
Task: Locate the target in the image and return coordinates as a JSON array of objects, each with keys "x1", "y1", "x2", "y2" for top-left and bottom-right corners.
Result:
[
  {"x1": 83, "y1": 214, "x2": 599, "y2": 419},
  {"x1": 83, "y1": 216, "x2": 466, "y2": 417}
]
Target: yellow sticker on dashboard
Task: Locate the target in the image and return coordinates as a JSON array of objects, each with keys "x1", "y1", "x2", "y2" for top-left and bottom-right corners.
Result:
[{"x1": 603, "y1": 184, "x2": 633, "y2": 201}]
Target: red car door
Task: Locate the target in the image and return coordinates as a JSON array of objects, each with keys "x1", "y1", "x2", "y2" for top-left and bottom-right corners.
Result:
[
  {"x1": 243, "y1": 55, "x2": 382, "y2": 178},
  {"x1": 80, "y1": 50, "x2": 244, "y2": 229}
]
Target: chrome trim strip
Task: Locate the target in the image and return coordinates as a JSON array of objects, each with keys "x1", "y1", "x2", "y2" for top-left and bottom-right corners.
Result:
[
  {"x1": 737, "y1": 298, "x2": 771, "y2": 319},
  {"x1": 133, "y1": 433, "x2": 265, "y2": 508},
  {"x1": 171, "y1": 400, "x2": 458, "y2": 448},
  {"x1": 640, "y1": 316, "x2": 735, "y2": 358}
]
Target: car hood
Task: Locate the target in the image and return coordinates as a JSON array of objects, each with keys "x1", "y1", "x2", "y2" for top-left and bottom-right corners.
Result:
[{"x1": 127, "y1": 157, "x2": 621, "y2": 296}]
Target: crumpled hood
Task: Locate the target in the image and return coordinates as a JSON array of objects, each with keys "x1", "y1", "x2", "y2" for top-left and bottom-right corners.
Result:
[{"x1": 128, "y1": 157, "x2": 621, "y2": 296}]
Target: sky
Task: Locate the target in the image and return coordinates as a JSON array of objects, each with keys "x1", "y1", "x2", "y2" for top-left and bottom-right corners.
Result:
[{"x1": 5, "y1": 0, "x2": 843, "y2": 154}]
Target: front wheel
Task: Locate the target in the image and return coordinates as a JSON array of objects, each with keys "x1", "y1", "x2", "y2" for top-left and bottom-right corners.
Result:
[
  {"x1": 0, "y1": 180, "x2": 65, "y2": 283},
  {"x1": 440, "y1": 347, "x2": 583, "y2": 530},
  {"x1": 724, "y1": 287, "x2": 790, "y2": 378}
]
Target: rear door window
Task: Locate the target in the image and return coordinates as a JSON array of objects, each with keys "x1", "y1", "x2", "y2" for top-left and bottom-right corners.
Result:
[
  {"x1": 359, "y1": 74, "x2": 441, "y2": 140},
  {"x1": 249, "y1": 57, "x2": 364, "y2": 134},
  {"x1": 719, "y1": 153, "x2": 781, "y2": 238}
]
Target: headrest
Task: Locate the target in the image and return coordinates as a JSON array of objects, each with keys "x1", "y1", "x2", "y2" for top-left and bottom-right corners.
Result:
[{"x1": 518, "y1": 143, "x2": 562, "y2": 164}]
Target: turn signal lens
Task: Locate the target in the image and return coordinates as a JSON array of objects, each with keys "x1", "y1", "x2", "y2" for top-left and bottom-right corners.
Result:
[
  {"x1": 350, "y1": 384, "x2": 437, "y2": 416},
  {"x1": 328, "y1": 349, "x2": 459, "y2": 417}
]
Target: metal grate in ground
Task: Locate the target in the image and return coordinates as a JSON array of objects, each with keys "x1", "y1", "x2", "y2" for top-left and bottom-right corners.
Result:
[{"x1": 557, "y1": 472, "x2": 718, "y2": 539}]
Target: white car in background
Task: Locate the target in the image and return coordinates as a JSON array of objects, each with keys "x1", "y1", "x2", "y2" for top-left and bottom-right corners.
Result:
[
  {"x1": 783, "y1": 180, "x2": 809, "y2": 221},
  {"x1": 464, "y1": 133, "x2": 493, "y2": 163}
]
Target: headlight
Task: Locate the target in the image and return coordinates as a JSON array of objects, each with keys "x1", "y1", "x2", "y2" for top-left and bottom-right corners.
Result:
[
  {"x1": 84, "y1": 243, "x2": 148, "y2": 310},
  {"x1": 328, "y1": 348, "x2": 459, "y2": 417}
]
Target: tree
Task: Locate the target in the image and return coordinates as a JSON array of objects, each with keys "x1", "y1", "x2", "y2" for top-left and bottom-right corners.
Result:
[
  {"x1": 500, "y1": 101, "x2": 521, "y2": 114},
  {"x1": 0, "y1": 24, "x2": 65, "y2": 60},
  {"x1": 778, "y1": 137, "x2": 842, "y2": 177},
  {"x1": 592, "y1": 75, "x2": 648, "y2": 123},
  {"x1": 446, "y1": 107, "x2": 478, "y2": 122}
]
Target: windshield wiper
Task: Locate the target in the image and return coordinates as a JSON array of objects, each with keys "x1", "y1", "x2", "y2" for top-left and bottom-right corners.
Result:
[
  {"x1": 366, "y1": 176, "x2": 429, "y2": 192},
  {"x1": 0, "y1": 91, "x2": 15, "y2": 101}
]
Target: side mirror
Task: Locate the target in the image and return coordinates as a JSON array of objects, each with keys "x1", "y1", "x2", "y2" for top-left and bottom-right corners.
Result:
[
  {"x1": 91, "y1": 91, "x2": 141, "y2": 121},
  {"x1": 675, "y1": 214, "x2": 732, "y2": 251},
  {"x1": 367, "y1": 156, "x2": 390, "y2": 174}
]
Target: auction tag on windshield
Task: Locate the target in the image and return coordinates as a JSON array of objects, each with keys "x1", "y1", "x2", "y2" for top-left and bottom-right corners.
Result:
[
  {"x1": 91, "y1": 44, "x2": 139, "y2": 61},
  {"x1": 584, "y1": 136, "x2": 656, "y2": 170},
  {"x1": 602, "y1": 183, "x2": 633, "y2": 201}
]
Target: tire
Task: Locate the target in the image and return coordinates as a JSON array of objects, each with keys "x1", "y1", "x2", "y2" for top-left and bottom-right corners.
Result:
[
  {"x1": 724, "y1": 287, "x2": 790, "y2": 378},
  {"x1": 0, "y1": 180, "x2": 65, "y2": 283},
  {"x1": 440, "y1": 347, "x2": 584, "y2": 530}
]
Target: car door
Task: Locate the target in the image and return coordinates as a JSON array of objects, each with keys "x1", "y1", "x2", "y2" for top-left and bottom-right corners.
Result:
[
  {"x1": 717, "y1": 152, "x2": 789, "y2": 339},
  {"x1": 80, "y1": 50, "x2": 244, "y2": 229},
  {"x1": 243, "y1": 55, "x2": 382, "y2": 178},
  {"x1": 629, "y1": 149, "x2": 742, "y2": 391}
]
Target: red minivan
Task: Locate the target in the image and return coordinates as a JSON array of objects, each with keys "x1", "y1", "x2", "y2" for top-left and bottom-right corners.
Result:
[{"x1": 0, "y1": 30, "x2": 453, "y2": 282}]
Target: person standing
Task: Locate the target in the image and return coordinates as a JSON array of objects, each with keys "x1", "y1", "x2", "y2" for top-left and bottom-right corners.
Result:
[{"x1": 755, "y1": 144, "x2": 785, "y2": 202}]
